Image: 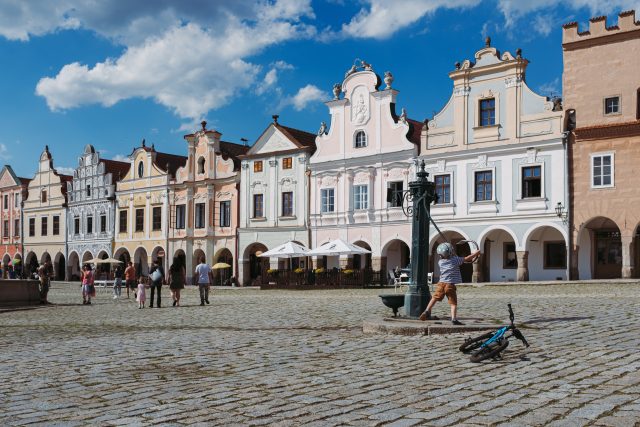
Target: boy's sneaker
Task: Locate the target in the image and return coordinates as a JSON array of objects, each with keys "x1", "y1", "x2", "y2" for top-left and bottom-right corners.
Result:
[
  {"x1": 419, "y1": 312, "x2": 431, "y2": 321},
  {"x1": 452, "y1": 319, "x2": 464, "y2": 325}
]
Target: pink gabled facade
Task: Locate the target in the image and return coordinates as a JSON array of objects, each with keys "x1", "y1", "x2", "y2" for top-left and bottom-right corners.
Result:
[
  {"x1": 0, "y1": 166, "x2": 30, "y2": 274},
  {"x1": 169, "y1": 121, "x2": 248, "y2": 285},
  {"x1": 309, "y1": 61, "x2": 422, "y2": 274}
]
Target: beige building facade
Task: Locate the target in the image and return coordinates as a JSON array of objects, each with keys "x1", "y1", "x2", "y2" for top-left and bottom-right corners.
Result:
[
  {"x1": 563, "y1": 11, "x2": 640, "y2": 279},
  {"x1": 114, "y1": 141, "x2": 186, "y2": 277},
  {"x1": 22, "y1": 146, "x2": 71, "y2": 279}
]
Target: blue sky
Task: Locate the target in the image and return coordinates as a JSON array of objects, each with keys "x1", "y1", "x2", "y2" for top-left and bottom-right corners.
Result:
[{"x1": 1, "y1": 0, "x2": 638, "y2": 178}]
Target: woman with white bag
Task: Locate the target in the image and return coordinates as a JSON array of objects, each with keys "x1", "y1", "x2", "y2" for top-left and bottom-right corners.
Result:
[{"x1": 148, "y1": 259, "x2": 165, "y2": 308}]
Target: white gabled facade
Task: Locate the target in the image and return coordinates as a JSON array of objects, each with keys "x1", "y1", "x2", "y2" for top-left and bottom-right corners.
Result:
[
  {"x1": 238, "y1": 117, "x2": 316, "y2": 285},
  {"x1": 309, "y1": 61, "x2": 421, "y2": 275},
  {"x1": 421, "y1": 40, "x2": 567, "y2": 282}
]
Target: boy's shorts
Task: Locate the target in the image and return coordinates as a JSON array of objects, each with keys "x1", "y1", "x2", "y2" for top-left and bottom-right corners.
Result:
[{"x1": 432, "y1": 282, "x2": 457, "y2": 305}]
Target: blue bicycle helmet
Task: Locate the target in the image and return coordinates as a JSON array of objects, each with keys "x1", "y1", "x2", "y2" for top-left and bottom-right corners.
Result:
[{"x1": 436, "y1": 242, "x2": 454, "y2": 258}]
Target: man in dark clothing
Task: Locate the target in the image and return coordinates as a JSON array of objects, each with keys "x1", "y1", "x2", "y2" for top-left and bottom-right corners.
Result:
[{"x1": 148, "y1": 259, "x2": 165, "y2": 308}]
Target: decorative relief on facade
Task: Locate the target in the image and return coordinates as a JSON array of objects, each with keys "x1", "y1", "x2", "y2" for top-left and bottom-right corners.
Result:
[
  {"x1": 437, "y1": 159, "x2": 447, "y2": 173},
  {"x1": 351, "y1": 86, "x2": 370, "y2": 125},
  {"x1": 320, "y1": 176, "x2": 337, "y2": 187},
  {"x1": 453, "y1": 86, "x2": 471, "y2": 97},
  {"x1": 268, "y1": 160, "x2": 278, "y2": 167},
  {"x1": 241, "y1": 162, "x2": 249, "y2": 169},
  {"x1": 472, "y1": 154, "x2": 496, "y2": 169},
  {"x1": 216, "y1": 191, "x2": 232, "y2": 199},
  {"x1": 504, "y1": 76, "x2": 523, "y2": 88}
]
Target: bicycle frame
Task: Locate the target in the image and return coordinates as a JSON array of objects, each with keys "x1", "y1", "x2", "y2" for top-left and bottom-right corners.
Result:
[{"x1": 479, "y1": 326, "x2": 509, "y2": 349}]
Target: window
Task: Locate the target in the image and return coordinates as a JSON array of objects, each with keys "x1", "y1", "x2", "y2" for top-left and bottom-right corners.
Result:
[
  {"x1": 14, "y1": 219, "x2": 19, "y2": 237},
  {"x1": 637, "y1": 88, "x2": 640, "y2": 120},
  {"x1": 14, "y1": 193, "x2": 19, "y2": 208},
  {"x1": 503, "y1": 242, "x2": 517, "y2": 269},
  {"x1": 198, "y1": 157, "x2": 205, "y2": 174},
  {"x1": 544, "y1": 242, "x2": 567, "y2": 269},
  {"x1": 29, "y1": 218, "x2": 35, "y2": 237},
  {"x1": 53, "y1": 216, "x2": 59, "y2": 235},
  {"x1": 100, "y1": 214, "x2": 107, "y2": 233},
  {"x1": 119, "y1": 210, "x2": 127, "y2": 233},
  {"x1": 604, "y1": 96, "x2": 620, "y2": 115},
  {"x1": 41, "y1": 190, "x2": 47, "y2": 203},
  {"x1": 137, "y1": 161, "x2": 144, "y2": 178},
  {"x1": 86, "y1": 185, "x2": 91, "y2": 197},
  {"x1": 354, "y1": 130, "x2": 367, "y2": 148},
  {"x1": 282, "y1": 192, "x2": 293, "y2": 216},
  {"x1": 282, "y1": 157, "x2": 292, "y2": 169},
  {"x1": 3, "y1": 220, "x2": 8, "y2": 238},
  {"x1": 135, "y1": 209, "x2": 144, "y2": 232},
  {"x1": 152, "y1": 207, "x2": 162, "y2": 231},
  {"x1": 175, "y1": 205, "x2": 185, "y2": 229},
  {"x1": 41, "y1": 217, "x2": 48, "y2": 236},
  {"x1": 474, "y1": 171, "x2": 493, "y2": 201},
  {"x1": 3, "y1": 195, "x2": 7, "y2": 210},
  {"x1": 354, "y1": 185, "x2": 369, "y2": 210},
  {"x1": 522, "y1": 166, "x2": 541, "y2": 198},
  {"x1": 479, "y1": 98, "x2": 496, "y2": 126},
  {"x1": 74, "y1": 217, "x2": 80, "y2": 235},
  {"x1": 253, "y1": 194, "x2": 264, "y2": 218},
  {"x1": 87, "y1": 216, "x2": 93, "y2": 234},
  {"x1": 434, "y1": 175, "x2": 450, "y2": 204},
  {"x1": 194, "y1": 203, "x2": 205, "y2": 228},
  {"x1": 592, "y1": 154, "x2": 613, "y2": 188},
  {"x1": 321, "y1": 189, "x2": 334, "y2": 213},
  {"x1": 220, "y1": 201, "x2": 230, "y2": 227},
  {"x1": 254, "y1": 161, "x2": 263, "y2": 173},
  {"x1": 388, "y1": 181, "x2": 404, "y2": 207}
]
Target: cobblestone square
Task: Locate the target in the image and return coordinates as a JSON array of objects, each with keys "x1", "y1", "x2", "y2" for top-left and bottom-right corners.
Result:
[{"x1": 1, "y1": 282, "x2": 639, "y2": 426}]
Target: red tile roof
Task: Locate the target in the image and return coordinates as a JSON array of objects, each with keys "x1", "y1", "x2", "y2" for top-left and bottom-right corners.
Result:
[
  {"x1": 101, "y1": 159, "x2": 131, "y2": 181},
  {"x1": 154, "y1": 151, "x2": 188, "y2": 178},
  {"x1": 218, "y1": 141, "x2": 250, "y2": 170}
]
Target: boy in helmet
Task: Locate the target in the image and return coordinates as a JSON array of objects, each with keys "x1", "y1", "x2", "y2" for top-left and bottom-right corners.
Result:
[{"x1": 419, "y1": 242, "x2": 480, "y2": 325}]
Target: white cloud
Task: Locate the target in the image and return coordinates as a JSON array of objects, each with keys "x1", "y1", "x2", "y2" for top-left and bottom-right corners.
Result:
[
  {"x1": 255, "y1": 61, "x2": 294, "y2": 95},
  {"x1": 55, "y1": 166, "x2": 75, "y2": 176},
  {"x1": 538, "y1": 77, "x2": 561, "y2": 97},
  {"x1": 29, "y1": 1, "x2": 315, "y2": 121},
  {"x1": 0, "y1": 143, "x2": 10, "y2": 161},
  {"x1": 497, "y1": 0, "x2": 640, "y2": 30},
  {"x1": 111, "y1": 154, "x2": 130, "y2": 162},
  {"x1": 283, "y1": 84, "x2": 326, "y2": 111},
  {"x1": 338, "y1": 0, "x2": 481, "y2": 39}
]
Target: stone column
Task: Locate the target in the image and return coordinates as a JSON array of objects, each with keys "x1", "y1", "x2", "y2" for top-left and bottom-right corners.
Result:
[
  {"x1": 621, "y1": 235, "x2": 635, "y2": 279},
  {"x1": 472, "y1": 255, "x2": 482, "y2": 283},
  {"x1": 516, "y1": 251, "x2": 529, "y2": 282},
  {"x1": 238, "y1": 259, "x2": 249, "y2": 286},
  {"x1": 372, "y1": 256, "x2": 383, "y2": 272}
]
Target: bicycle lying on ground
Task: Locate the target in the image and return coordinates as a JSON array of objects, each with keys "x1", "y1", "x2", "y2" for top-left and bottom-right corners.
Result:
[{"x1": 459, "y1": 304, "x2": 530, "y2": 362}]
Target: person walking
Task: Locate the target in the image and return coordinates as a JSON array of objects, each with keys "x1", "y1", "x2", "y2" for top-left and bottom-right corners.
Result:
[
  {"x1": 124, "y1": 261, "x2": 136, "y2": 299},
  {"x1": 148, "y1": 259, "x2": 165, "y2": 308},
  {"x1": 37, "y1": 260, "x2": 54, "y2": 304},
  {"x1": 168, "y1": 257, "x2": 185, "y2": 307},
  {"x1": 194, "y1": 257, "x2": 213, "y2": 306},
  {"x1": 113, "y1": 264, "x2": 123, "y2": 299},
  {"x1": 136, "y1": 276, "x2": 147, "y2": 309},
  {"x1": 81, "y1": 264, "x2": 96, "y2": 305}
]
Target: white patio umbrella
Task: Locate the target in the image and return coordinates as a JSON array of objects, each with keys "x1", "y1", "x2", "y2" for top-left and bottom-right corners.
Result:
[
  {"x1": 305, "y1": 239, "x2": 371, "y2": 257},
  {"x1": 95, "y1": 258, "x2": 123, "y2": 264},
  {"x1": 258, "y1": 241, "x2": 310, "y2": 259}
]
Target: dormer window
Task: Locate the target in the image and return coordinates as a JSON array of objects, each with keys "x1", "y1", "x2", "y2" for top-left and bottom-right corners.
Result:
[
  {"x1": 137, "y1": 161, "x2": 144, "y2": 178},
  {"x1": 479, "y1": 98, "x2": 495, "y2": 126},
  {"x1": 197, "y1": 157, "x2": 205, "y2": 174},
  {"x1": 354, "y1": 130, "x2": 367, "y2": 148}
]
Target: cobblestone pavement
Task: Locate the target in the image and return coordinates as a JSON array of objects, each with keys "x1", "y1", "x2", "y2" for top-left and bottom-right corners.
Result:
[{"x1": 1, "y1": 282, "x2": 639, "y2": 426}]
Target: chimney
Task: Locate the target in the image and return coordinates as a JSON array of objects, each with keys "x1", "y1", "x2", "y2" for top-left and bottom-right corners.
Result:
[
  {"x1": 272, "y1": 114, "x2": 279, "y2": 124},
  {"x1": 240, "y1": 138, "x2": 248, "y2": 147}
]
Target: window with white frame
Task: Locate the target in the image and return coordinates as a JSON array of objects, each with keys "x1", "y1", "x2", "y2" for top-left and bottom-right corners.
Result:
[
  {"x1": 434, "y1": 175, "x2": 450, "y2": 204},
  {"x1": 604, "y1": 96, "x2": 620, "y2": 115},
  {"x1": 592, "y1": 154, "x2": 614, "y2": 188},
  {"x1": 474, "y1": 170, "x2": 493, "y2": 201},
  {"x1": 354, "y1": 130, "x2": 367, "y2": 148},
  {"x1": 353, "y1": 185, "x2": 368, "y2": 210},
  {"x1": 175, "y1": 205, "x2": 185, "y2": 229},
  {"x1": 219, "y1": 201, "x2": 231, "y2": 227},
  {"x1": 194, "y1": 203, "x2": 205, "y2": 229},
  {"x1": 321, "y1": 188, "x2": 334, "y2": 213},
  {"x1": 282, "y1": 192, "x2": 294, "y2": 216},
  {"x1": 522, "y1": 166, "x2": 541, "y2": 198},
  {"x1": 388, "y1": 181, "x2": 403, "y2": 207}
]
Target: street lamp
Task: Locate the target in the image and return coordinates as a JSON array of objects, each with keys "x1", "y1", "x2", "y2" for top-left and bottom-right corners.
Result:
[
  {"x1": 555, "y1": 202, "x2": 567, "y2": 223},
  {"x1": 388, "y1": 160, "x2": 438, "y2": 318}
]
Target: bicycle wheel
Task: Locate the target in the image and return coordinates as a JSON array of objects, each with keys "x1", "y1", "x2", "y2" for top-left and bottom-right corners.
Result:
[
  {"x1": 459, "y1": 332, "x2": 494, "y2": 353},
  {"x1": 470, "y1": 340, "x2": 509, "y2": 363}
]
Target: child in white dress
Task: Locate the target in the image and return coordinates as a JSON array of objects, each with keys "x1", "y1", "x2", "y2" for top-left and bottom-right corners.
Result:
[{"x1": 136, "y1": 276, "x2": 147, "y2": 309}]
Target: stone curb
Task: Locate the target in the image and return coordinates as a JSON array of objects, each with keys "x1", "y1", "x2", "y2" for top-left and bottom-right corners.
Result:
[{"x1": 363, "y1": 317, "x2": 496, "y2": 336}]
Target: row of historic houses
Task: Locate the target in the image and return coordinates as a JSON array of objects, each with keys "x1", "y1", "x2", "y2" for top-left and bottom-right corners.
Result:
[{"x1": 1, "y1": 11, "x2": 638, "y2": 284}]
